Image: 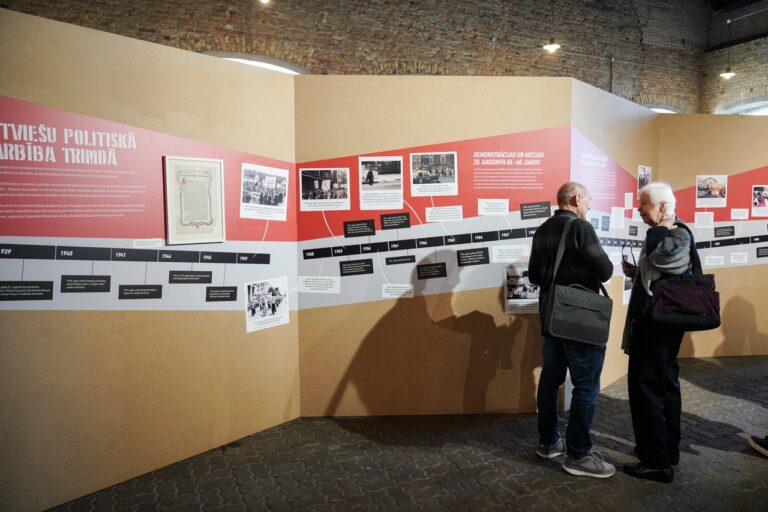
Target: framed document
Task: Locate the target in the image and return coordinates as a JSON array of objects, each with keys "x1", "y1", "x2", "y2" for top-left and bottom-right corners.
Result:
[{"x1": 164, "y1": 156, "x2": 225, "y2": 245}]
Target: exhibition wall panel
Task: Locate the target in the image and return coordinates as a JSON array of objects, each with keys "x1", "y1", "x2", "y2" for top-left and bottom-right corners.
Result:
[
  {"x1": 0, "y1": 10, "x2": 299, "y2": 512},
  {"x1": 295, "y1": 76, "x2": 575, "y2": 416},
  {"x1": 570, "y1": 80, "x2": 662, "y2": 389},
  {"x1": 659, "y1": 114, "x2": 768, "y2": 358}
]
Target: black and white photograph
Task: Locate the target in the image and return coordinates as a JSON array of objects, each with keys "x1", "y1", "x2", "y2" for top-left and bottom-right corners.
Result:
[
  {"x1": 299, "y1": 168, "x2": 350, "y2": 212},
  {"x1": 245, "y1": 276, "x2": 289, "y2": 333},
  {"x1": 359, "y1": 156, "x2": 403, "y2": 210},
  {"x1": 410, "y1": 151, "x2": 458, "y2": 197},
  {"x1": 752, "y1": 185, "x2": 768, "y2": 217},
  {"x1": 163, "y1": 156, "x2": 225, "y2": 245},
  {"x1": 505, "y1": 267, "x2": 539, "y2": 315},
  {"x1": 696, "y1": 175, "x2": 727, "y2": 208},
  {"x1": 637, "y1": 164, "x2": 651, "y2": 194},
  {"x1": 240, "y1": 163, "x2": 289, "y2": 221}
]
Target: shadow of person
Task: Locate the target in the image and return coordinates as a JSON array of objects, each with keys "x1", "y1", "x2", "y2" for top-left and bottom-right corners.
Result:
[
  {"x1": 717, "y1": 295, "x2": 768, "y2": 356},
  {"x1": 324, "y1": 250, "x2": 536, "y2": 445}
]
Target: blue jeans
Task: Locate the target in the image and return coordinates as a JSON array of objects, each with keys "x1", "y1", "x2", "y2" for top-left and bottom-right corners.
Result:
[{"x1": 537, "y1": 334, "x2": 606, "y2": 459}]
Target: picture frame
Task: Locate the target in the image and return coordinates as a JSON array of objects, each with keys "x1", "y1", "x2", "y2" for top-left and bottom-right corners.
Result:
[{"x1": 163, "y1": 156, "x2": 225, "y2": 245}]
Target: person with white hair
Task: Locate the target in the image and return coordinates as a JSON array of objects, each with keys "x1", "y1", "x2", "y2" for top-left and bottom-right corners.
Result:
[{"x1": 621, "y1": 181, "x2": 691, "y2": 483}]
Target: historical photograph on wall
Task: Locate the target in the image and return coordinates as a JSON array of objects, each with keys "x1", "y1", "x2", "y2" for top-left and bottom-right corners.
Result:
[
  {"x1": 637, "y1": 164, "x2": 652, "y2": 196},
  {"x1": 299, "y1": 168, "x2": 350, "y2": 212},
  {"x1": 244, "y1": 276, "x2": 289, "y2": 333},
  {"x1": 164, "y1": 156, "x2": 225, "y2": 245},
  {"x1": 752, "y1": 185, "x2": 768, "y2": 217},
  {"x1": 505, "y1": 267, "x2": 538, "y2": 315},
  {"x1": 696, "y1": 175, "x2": 727, "y2": 208},
  {"x1": 359, "y1": 156, "x2": 403, "y2": 210},
  {"x1": 240, "y1": 163, "x2": 289, "y2": 221},
  {"x1": 410, "y1": 151, "x2": 458, "y2": 197}
]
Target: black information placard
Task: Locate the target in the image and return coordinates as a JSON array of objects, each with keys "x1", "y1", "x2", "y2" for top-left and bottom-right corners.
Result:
[
  {"x1": 601, "y1": 216, "x2": 610, "y2": 232},
  {"x1": 199, "y1": 252, "x2": 237, "y2": 264},
  {"x1": 695, "y1": 241, "x2": 711, "y2": 250},
  {"x1": 389, "y1": 239, "x2": 416, "y2": 251},
  {"x1": 386, "y1": 255, "x2": 416, "y2": 265},
  {"x1": 118, "y1": 285, "x2": 163, "y2": 299},
  {"x1": 111, "y1": 248, "x2": 158, "y2": 262},
  {"x1": 61, "y1": 275, "x2": 111, "y2": 293},
  {"x1": 303, "y1": 247, "x2": 333, "y2": 260},
  {"x1": 57, "y1": 246, "x2": 111, "y2": 261},
  {"x1": 206, "y1": 286, "x2": 238, "y2": 302},
  {"x1": 757, "y1": 247, "x2": 768, "y2": 258},
  {"x1": 0, "y1": 244, "x2": 55, "y2": 260},
  {"x1": 381, "y1": 213, "x2": 411, "y2": 230},
  {"x1": 159, "y1": 250, "x2": 199, "y2": 263},
  {"x1": 753, "y1": 235, "x2": 768, "y2": 244},
  {"x1": 417, "y1": 263, "x2": 447, "y2": 280},
  {"x1": 472, "y1": 231, "x2": 499, "y2": 243},
  {"x1": 628, "y1": 225, "x2": 639, "y2": 236},
  {"x1": 339, "y1": 259, "x2": 374, "y2": 276},
  {"x1": 361, "y1": 242, "x2": 390, "y2": 254},
  {"x1": 0, "y1": 281, "x2": 54, "y2": 300},
  {"x1": 343, "y1": 219, "x2": 376, "y2": 237},
  {"x1": 520, "y1": 201, "x2": 552, "y2": 220},
  {"x1": 526, "y1": 227, "x2": 538, "y2": 237},
  {"x1": 169, "y1": 271, "x2": 212, "y2": 284},
  {"x1": 590, "y1": 218, "x2": 600, "y2": 230},
  {"x1": 499, "y1": 228, "x2": 527, "y2": 240},
  {"x1": 714, "y1": 226, "x2": 736, "y2": 238},
  {"x1": 331, "y1": 245, "x2": 362, "y2": 257},
  {"x1": 711, "y1": 237, "x2": 750, "y2": 248},
  {"x1": 457, "y1": 247, "x2": 490, "y2": 267},
  {"x1": 444, "y1": 234, "x2": 472, "y2": 245},
  {"x1": 416, "y1": 236, "x2": 444, "y2": 248},
  {"x1": 237, "y1": 253, "x2": 271, "y2": 264}
]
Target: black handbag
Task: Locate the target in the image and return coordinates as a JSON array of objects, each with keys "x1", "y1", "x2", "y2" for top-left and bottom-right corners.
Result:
[
  {"x1": 540, "y1": 217, "x2": 613, "y2": 346},
  {"x1": 646, "y1": 224, "x2": 720, "y2": 331}
]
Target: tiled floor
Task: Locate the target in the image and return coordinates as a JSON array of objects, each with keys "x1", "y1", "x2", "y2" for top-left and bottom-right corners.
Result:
[{"x1": 49, "y1": 356, "x2": 768, "y2": 511}]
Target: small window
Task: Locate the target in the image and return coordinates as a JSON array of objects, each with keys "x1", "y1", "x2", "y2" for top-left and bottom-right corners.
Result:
[{"x1": 717, "y1": 99, "x2": 768, "y2": 116}]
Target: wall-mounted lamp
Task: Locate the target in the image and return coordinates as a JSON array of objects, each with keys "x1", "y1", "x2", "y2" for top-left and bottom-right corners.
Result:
[{"x1": 543, "y1": 1, "x2": 561, "y2": 53}]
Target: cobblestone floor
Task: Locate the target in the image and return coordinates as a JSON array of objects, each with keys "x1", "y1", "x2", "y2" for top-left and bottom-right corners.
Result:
[{"x1": 49, "y1": 356, "x2": 768, "y2": 512}]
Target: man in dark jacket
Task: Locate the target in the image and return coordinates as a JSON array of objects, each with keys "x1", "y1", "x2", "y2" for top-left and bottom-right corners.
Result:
[{"x1": 529, "y1": 181, "x2": 615, "y2": 478}]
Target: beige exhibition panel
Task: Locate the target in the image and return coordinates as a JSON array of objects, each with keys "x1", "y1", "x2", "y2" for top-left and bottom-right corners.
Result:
[
  {"x1": 0, "y1": 9, "x2": 295, "y2": 162},
  {"x1": 0, "y1": 312, "x2": 299, "y2": 511},
  {"x1": 571, "y1": 80, "x2": 661, "y2": 178},
  {"x1": 0, "y1": 10, "x2": 299, "y2": 512},
  {"x1": 295, "y1": 75, "x2": 572, "y2": 162}
]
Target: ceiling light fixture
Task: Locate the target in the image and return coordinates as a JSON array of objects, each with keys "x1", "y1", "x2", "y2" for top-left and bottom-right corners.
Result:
[
  {"x1": 720, "y1": 17, "x2": 736, "y2": 80},
  {"x1": 543, "y1": 1, "x2": 561, "y2": 53}
]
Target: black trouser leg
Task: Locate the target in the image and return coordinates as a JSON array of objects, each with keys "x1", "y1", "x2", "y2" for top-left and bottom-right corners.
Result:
[{"x1": 628, "y1": 325, "x2": 683, "y2": 468}]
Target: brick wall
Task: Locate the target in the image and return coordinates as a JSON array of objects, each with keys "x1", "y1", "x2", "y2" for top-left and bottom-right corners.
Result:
[{"x1": 2, "y1": 0, "x2": 765, "y2": 113}]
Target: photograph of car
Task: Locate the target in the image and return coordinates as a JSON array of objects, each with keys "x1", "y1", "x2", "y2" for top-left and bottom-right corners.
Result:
[{"x1": 412, "y1": 170, "x2": 440, "y2": 184}]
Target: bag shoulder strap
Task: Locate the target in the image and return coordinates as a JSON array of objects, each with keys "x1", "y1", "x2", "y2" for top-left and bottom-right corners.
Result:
[
  {"x1": 673, "y1": 221, "x2": 703, "y2": 275},
  {"x1": 551, "y1": 216, "x2": 610, "y2": 297}
]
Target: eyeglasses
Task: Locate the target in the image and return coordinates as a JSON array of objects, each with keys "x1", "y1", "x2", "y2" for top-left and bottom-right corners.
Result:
[{"x1": 621, "y1": 242, "x2": 637, "y2": 265}]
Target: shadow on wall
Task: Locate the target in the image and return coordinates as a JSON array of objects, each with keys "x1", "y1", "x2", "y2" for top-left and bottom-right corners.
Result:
[
  {"x1": 681, "y1": 295, "x2": 768, "y2": 357},
  {"x1": 325, "y1": 251, "x2": 541, "y2": 417}
]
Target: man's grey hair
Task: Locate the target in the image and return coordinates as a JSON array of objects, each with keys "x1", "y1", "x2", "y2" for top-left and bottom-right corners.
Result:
[
  {"x1": 640, "y1": 181, "x2": 676, "y2": 216},
  {"x1": 556, "y1": 181, "x2": 587, "y2": 206}
]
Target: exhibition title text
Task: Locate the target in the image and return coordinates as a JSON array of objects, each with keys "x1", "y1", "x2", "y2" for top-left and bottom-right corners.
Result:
[{"x1": 0, "y1": 122, "x2": 138, "y2": 166}]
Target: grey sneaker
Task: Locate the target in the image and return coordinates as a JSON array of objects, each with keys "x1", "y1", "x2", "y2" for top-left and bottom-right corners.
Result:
[
  {"x1": 562, "y1": 452, "x2": 616, "y2": 478},
  {"x1": 536, "y1": 437, "x2": 566, "y2": 459},
  {"x1": 748, "y1": 435, "x2": 768, "y2": 458}
]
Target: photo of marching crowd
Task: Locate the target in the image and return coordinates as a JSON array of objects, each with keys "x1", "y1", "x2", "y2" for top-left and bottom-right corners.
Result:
[
  {"x1": 299, "y1": 168, "x2": 351, "y2": 211},
  {"x1": 242, "y1": 168, "x2": 287, "y2": 207},
  {"x1": 245, "y1": 277, "x2": 289, "y2": 333}
]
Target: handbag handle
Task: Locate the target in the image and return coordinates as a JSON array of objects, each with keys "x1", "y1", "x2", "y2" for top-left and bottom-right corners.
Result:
[
  {"x1": 672, "y1": 221, "x2": 703, "y2": 275},
  {"x1": 551, "y1": 216, "x2": 610, "y2": 297}
]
